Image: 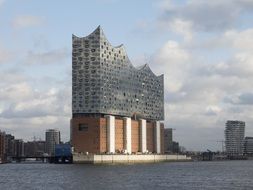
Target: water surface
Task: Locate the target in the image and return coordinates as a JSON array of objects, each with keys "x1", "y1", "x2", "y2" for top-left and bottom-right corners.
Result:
[{"x1": 0, "y1": 160, "x2": 253, "y2": 190}]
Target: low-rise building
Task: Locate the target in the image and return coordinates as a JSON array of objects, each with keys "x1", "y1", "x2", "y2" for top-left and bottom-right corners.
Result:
[
  {"x1": 244, "y1": 137, "x2": 253, "y2": 156},
  {"x1": 14, "y1": 139, "x2": 25, "y2": 157},
  {"x1": 4, "y1": 134, "x2": 15, "y2": 161},
  {"x1": 172, "y1": 141, "x2": 179, "y2": 153},
  {"x1": 164, "y1": 128, "x2": 173, "y2": 153},
  {"x1": 0, "y1": 131, "x2": 6, "y2": 163},
  {"x1": 24, "y1": 141, "x2": 45, "y2": 157}
]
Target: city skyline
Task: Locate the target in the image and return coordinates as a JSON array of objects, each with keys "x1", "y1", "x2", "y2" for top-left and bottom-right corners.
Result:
[{"x1": 1, "y1": 0, "x2": 253, "y2": 151}]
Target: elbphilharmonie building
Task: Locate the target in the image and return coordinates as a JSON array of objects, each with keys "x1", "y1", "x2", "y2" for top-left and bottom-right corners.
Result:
[{"x1": 71, "y1": 26, "x2": 165, "y2": 154}]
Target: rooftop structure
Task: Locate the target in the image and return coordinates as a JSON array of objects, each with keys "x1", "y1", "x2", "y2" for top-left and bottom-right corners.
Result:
[{"x1": 72, "y1": 26, "x2": 164, "y2": 121}]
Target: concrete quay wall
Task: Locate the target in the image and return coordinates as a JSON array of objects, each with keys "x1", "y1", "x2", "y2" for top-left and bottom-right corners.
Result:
[{"x1": 73, "y1": 154, "x2": 191, "y2": 164}]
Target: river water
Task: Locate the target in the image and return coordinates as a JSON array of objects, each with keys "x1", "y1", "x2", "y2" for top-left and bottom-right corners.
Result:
[{"x1": 0, "y1": 160, "x2": 253, "y2": 190}]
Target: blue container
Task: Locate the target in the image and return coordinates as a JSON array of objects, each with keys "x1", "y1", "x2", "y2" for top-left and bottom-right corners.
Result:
[{"x1": 55, "y1": 144, "x2": 72, "y2": 157}]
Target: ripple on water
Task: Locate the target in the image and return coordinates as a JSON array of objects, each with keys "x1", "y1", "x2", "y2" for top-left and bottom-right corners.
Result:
[{"x1": 0, "y1": 161, "x2": 253, "y2": 190}]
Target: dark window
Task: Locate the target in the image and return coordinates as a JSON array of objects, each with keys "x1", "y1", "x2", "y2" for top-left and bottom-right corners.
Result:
[{"x1": 79, "y1": 124, "x2": 88, "y2": 131}]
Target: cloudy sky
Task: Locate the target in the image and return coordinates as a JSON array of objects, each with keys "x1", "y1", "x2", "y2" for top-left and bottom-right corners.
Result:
[{"x1": 1, "y1": 0, "x2": 253, "y2": 151}]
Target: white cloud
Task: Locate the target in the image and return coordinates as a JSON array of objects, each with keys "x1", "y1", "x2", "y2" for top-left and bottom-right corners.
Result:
[
  {"x1": 0, "y1": 82, "x2": 32, "y2": 101},
  {"x1": 0, "y1": 70, "x2": 71, "y2": 141},
  {"x1": 158, "y1": 0, "x2": 253, "y2": 32},
  {"x1": 152, "y1": 40, "x2": 190, "y2": 92},
  {"x1": 29, "y1": 116, "x2": 58, "y2": 125},
  {"x1": 145, "y1": 22, "x2": 253, "y2": 150},
  {"x1": 0, "y1": 84, "x2": 71, "y2": 119},
  {"x1": 205, "y1": 105, "x2": 222, "y2": 116},
  {"x1": 169, "y1": 19, "x2": 193, "y2": 41},
  {"x1": 24, "y1": 48, "x2": 70, "y2": 65},
  {"x1": 224, "y1": 29, "x2": 253, "y2": 51},
  {"x1": 160, "y1": 18, "x2": 193, "y2": 42},
  {"x1": 2, "y1": 0, "x2": 253, "y2": 149},
  {"x1": 197, "y1": 29, "x2": 253, "y2": 77},
  {"x1": 12, "y1": 15, "x2": 44, "y2": 28},
  {"x1": 156, "y1": 41, "x2": 189, "y2": 64}
]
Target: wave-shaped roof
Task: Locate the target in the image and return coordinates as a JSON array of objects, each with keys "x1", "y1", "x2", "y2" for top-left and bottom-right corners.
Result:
[{"x1": 73, "y1": 26, "x2": 163, "y2": 78}]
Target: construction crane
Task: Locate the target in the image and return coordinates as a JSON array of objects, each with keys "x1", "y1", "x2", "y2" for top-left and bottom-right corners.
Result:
[
  {"x1": 208, "y1": 140, "x2": 225, "y2": 153},
  {"x1": 217, "y1": 140, "x2": 225, "y2": 153}
]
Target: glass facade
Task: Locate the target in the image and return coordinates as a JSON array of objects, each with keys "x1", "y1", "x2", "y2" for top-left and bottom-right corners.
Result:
[{"x1": 72, "y1": 26, "x2": 164, "y2": 120}]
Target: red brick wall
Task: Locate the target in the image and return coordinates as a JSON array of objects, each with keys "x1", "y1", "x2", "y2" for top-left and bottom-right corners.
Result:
[
  {"x1": 71, "y1": 116, "x2": 100, "y2": 154},
  {"x1": 99, "y1": 118, "x2": 107, "y2": 153},
  {"x1": 71, "y1": 116, "x2": 164, "y2": 154},
  {"x1": 115, "y1": 119, "x2": 124, "y2": 152}
]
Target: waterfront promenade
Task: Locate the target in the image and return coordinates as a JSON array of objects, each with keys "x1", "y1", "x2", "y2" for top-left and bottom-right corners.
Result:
[{"x1": 73, "y1": 153, "x2": 191, "y2": 164}]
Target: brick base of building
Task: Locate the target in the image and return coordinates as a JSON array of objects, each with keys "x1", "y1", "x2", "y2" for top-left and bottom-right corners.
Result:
[{"x1": 70, "y1": 114, "x2": 164, "y2": 154}]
